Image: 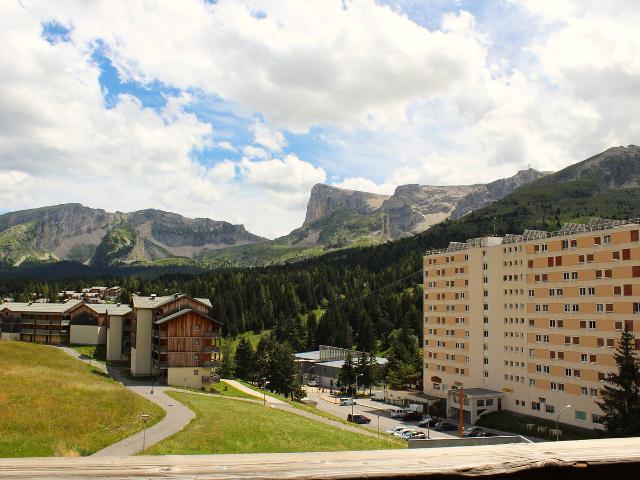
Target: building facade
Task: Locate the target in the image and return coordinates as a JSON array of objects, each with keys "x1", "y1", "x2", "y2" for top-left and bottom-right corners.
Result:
[
  {"x1": 423, "y1": 218, "x2": 640, "y2": 429},
  {"x1": 1, "y1": 292, "x2": 221, "y2": 389}
]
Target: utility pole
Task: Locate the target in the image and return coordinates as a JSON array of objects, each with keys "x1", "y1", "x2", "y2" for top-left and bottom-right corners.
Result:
[{"x1": 459, "y1": 389, "x2": 465, "y2": 437}]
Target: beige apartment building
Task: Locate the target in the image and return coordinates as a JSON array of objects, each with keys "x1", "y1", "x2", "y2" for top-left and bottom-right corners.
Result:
[{"x1": 423, "y1": 218, "x2": 640, "y2": 430}]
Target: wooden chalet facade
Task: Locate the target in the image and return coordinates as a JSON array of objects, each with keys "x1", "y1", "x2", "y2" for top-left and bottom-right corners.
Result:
[{"x1": 130, "y1": 293, "x2": 221, "y2": 388}]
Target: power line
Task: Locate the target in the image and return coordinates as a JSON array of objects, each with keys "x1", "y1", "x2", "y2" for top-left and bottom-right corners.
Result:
[{"x1": 332, "y1": 268, "x2": 423, "y2": 306}]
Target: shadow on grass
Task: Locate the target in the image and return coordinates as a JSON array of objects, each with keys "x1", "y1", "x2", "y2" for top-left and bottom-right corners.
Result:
[{"x1": 90, "y1": 370, "x2": 111, "y2": 379}]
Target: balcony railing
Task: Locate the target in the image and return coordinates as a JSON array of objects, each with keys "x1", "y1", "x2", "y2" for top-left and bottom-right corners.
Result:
[
  {"x1": 202, "y1": 360, "x2": 220, "y2": 368},
  {"x1": 203, "y1": 331, "x2": 221, "y2": 339},
  {"x1": 202, "y1": 345, "x2": 221, "y2": 353},
  {"x1": 153, "y1": 331, "x2": 168, "y2": 339},
  {"x1": 153, "y1": 361, "x2": 168, "y2": 369}
]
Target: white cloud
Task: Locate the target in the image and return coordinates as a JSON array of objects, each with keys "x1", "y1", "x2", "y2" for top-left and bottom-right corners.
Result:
[
  {"x1": 27, "y1": 0, "x2": 487, "y2": 130},
  {"x1": 252, "y1": 121, "x2": 287, "y2": 152},
  {"x1": 332, "y1": 177, "x2": 395, "y2": 195}
]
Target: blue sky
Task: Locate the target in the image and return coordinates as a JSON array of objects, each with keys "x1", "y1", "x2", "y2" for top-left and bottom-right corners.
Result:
[{"x1": 2, "y1": 0, "x2": 639, "y2": 237}]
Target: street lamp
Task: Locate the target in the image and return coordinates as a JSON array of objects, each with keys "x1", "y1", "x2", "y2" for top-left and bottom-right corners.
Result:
[
  {"x1": 261, "y1": 377, "x2": 267, "y2": 407},
  {"x1": 351, "y1": 373, "x2": 361, "y2": 419},
  {"x1": 141, "y1": 414, "x2": 150, "y2": 454},
  {"x1": 150, "y1": 376, "x2": 154, "y2": 395},
  {"x1": 556, "y1": 404, "x2": 572, "y2": 441}
]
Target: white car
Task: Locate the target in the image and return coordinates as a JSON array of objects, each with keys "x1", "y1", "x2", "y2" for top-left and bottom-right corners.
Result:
[
  {"x1": 397, "y1": 429, "x2": 418, "y2": 438},
  {"x1": 307, "y1": 380, "x2": 317, "y2": 387},
  {"x1": 385, "y1": 425, "x2": 407, "y2": 435},
  {"x1": 339, "y1": 397, "x2": 355, "y2": 406}
]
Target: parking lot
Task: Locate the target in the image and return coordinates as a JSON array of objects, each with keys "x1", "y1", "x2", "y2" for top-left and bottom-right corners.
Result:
[{"x1": 303, "y1": 388, "x2": 459, "y2": 440}]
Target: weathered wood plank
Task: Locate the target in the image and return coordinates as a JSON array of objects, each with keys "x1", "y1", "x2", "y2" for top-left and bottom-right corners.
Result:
[{"x1": 1, "y1": 438, "x2": 639, "y2": 479}]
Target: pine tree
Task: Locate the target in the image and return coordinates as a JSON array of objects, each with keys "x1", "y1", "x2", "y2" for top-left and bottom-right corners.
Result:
[
  {"x1": 596, "y1": 329, "x2": 640, "y2": 436},
  {"x1": 218, "y1": 339, "x2": 236, "y2": 379},
  {"x1": 234, "y1": 338, "x2": 255, "y2": 381},
  {"x1": 338, "y1": 353, "x2": 355, "y2": 391}
]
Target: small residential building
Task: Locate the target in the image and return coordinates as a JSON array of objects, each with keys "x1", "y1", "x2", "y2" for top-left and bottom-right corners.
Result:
[
  {"x1": 0, "y1": 300, "x2": 84, "y2": 344},
  {"x1": 294, "y1": 345, "x2": 387, "y2": 389}
]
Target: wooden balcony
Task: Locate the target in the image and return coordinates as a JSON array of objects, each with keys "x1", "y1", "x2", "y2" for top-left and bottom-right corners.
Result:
[
  {"x1": 202, "y1": 345, "x2": 221, "y2": 353},
  {"x1": 153, "y1": 331, "x2": 168, "y2": 339},
  {"x1": 203, "y1": 331, "x2": 221, "y2": 339}
]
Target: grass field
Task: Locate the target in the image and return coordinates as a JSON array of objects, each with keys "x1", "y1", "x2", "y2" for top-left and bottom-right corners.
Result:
[
  {"x1": 146, "y1": 391, "x2": 402, "y2": 455},
  {"x1": 226, "y1": 330, "x2": 270, "y2": 353},
  {"x1": 0, "y1": 342, "x2": 165, "y2": 457},
  {"x1": 69, "y1": 343, "x2": 106, "y2": 364}
]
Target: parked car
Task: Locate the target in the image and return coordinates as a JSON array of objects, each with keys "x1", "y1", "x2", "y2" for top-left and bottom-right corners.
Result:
[
  {"x1": 307, "y1": 380, "x2": 317, "y2": 387},
  {"x1": 418, "y1": 417, "x2": 442, "y2": 428},
  {"x1": 370, "y1": 392, "x2": 385, "y2": 402},
  {"x1": 347, "y1": 414, "x2": 371, "y2": 424},
  {"x1": 390, "y1": 409, "x2": 409, "y2": 418},
  {"x1": 399, "y1": 429, "x2": 418, "y2": 439},
  {"x1": 474, "y1": 431, "x2": 496, "y2": 438},
  {"x1": 339, "y1": 397, "x2": 355, "y2": 406},
  {"x1": 401, "y1": 411, "x2": 423, "y2": 421},
  {"x1": 406, "y1": 431, "x2": 427, "y2": 440},
  {"x1": 392, "y1": 427, "x2": 415, "y2": 437},
  {"x1": 385, "y1": 425, "x2": 407, "y2": 435},
  {"x1": 462, "y1": 427, "x2": 484, "y2": 437},
  {"x1": 434, "y1": 421, "x2": 457, "y2": 431}
]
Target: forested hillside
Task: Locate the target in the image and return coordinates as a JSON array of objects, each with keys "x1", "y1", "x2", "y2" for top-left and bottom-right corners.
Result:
[{"x1": 2, "y1": 146, "x2": 640, "y2": 356}]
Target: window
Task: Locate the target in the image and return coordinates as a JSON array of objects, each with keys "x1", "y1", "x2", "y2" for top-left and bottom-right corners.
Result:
[
  {"x1": 545, "y1": 404, "x2": 555, "y2": 414},
  {"x1": 592, "y1": 414, "x2": 604, "y2": 424},
  {"x1": 589, "y1": 320, "x2": 596, "y2": 329},
  {"x1": 575, "y1": 410, "x2": 587, "y2": 421},
  {"x1": 193, "y1": 369, "x2": 199, "y2": 376},
  {"x1": 531, "y1": 402, "x2": 541, "y2": 411}
]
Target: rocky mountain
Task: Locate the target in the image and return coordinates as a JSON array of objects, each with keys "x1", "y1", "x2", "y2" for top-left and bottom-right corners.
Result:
[
  {"x1": 0, "y1": 204, "x2": 266, "y2": 267},
  {"x1": 290, "y1": 168, "x2": 549, "y2": 247}
]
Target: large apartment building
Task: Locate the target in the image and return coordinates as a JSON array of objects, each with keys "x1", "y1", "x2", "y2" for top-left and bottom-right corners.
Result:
[
  {"x1": 423, "y1": 218, "x2": 640, "y2": 430},
  {"x1": 0, "y1": 292, "x2": 222, "y2": 389}
]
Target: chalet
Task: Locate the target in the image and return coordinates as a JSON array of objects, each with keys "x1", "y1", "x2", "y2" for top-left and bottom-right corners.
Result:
[
  {"x1": 128, "y1": 294, "x2": 222, "y2": 388},
  {"x1": 0, "y1": 300, "x2": 84, "y2": 345}
]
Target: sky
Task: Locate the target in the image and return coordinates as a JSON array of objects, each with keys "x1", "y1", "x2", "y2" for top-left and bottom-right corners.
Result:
[{"x1": 1, "y1": 0, "x2": 639, "y2": 239}]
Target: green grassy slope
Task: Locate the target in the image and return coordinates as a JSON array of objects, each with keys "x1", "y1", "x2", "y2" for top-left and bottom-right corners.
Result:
[
  {"x1": 146, "y1": 391, "x2": 401, "y2": 454},
  {"x1": 0, "y1": 342, "x2": 164, "y2": 457}
]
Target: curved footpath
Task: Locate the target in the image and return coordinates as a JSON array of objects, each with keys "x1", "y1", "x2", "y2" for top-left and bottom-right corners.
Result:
[{"x1": 57, "y1": 347, "x2": 194, "y2": 456}]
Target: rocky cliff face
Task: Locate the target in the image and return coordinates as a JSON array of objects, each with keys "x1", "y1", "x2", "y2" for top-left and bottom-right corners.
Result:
[
  {"x1": 0, "y1": 204, "x2": 266, "y2": 266},
  {"x1": 303, "y1": 184, "x2": 388, "y2": 226},
  {"x1": 450, "y1": 168, "x2": 550, "y2": 220},
  {"x1": 298, "y1": 169, "x2": 550, "y2": 245}
]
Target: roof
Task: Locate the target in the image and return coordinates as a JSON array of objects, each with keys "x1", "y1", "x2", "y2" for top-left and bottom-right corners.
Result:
[
  {"x1": 448, "y1": 388, "x2": 504, "y2": 397},
  {"x1": 86, "y1": 303, "x2": 132, "y2": 316},
  {"x1": 153, "y1": 308, "x2": 221, "y2": 326},
  {"x1": 0, "y1": 299, "x2": 83, "y2": 314},
  {"x1": 131, "y1": 293, "x2": 212, "y2": 309},
  {"x1": 317, "y1": 357, "x2": 388, "y2": 369},
  {"x1": 294, "y1": 351, "x2": 322, "y2": 361}
]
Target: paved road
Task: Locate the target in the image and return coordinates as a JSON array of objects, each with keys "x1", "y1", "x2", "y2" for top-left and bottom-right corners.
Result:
[
  {"x1": 304, "y1": 388, "x2": 457, "y2": 440},
  {"x1": 57, "y1": 347, "x2": 195, "y2": 456}
]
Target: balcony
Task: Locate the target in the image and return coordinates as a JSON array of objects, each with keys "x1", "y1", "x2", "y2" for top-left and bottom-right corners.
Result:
[
  {"x1": 153, "y1": 331, "x2": 168, "y2": 339},
  {"x1": 153, "y1": 361, "x2": 168, "y2": 369},
  {"x1": 203, "y1": 331, "x2": 221, "y2": 339},
  {"x1": 152, "y1": 345, "x2": 168, "y2": 354},
  {"x1": 202, "y1": 360, "x2": 220, "y2": 368},
  {"x1": 20, "y1": 328, "x2": 35, "y2": 334},
  {"x1": 202, "y1": 345, "x2": 221, "y2": 353}
]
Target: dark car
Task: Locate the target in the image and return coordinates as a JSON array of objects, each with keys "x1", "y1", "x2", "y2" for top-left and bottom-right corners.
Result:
[
  {"x1": 418, "y1": 417, "x2": 442, "y2": 428},
  {"x1": 347, "y1": 414, "x2": 371, "y2": 424},
  {"x1": 434, "y1": 421, "x2": 457, "y2": 431},
  {"x1": 462, "y1": 427, "x2": 484, "y2": 437},
  {"x1": 401, "y1": 411, "x2": 423, "y2": 421}
]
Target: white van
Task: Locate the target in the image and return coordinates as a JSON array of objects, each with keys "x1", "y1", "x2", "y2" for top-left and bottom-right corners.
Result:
[{"x1": 340, "y1": 397, "x2": 355, "y2": 406}]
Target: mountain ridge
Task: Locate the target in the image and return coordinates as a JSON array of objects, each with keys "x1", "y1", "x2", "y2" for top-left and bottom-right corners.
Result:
[{"x1": 0, "y1": 204, "x2": 266, "y2": 267}]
